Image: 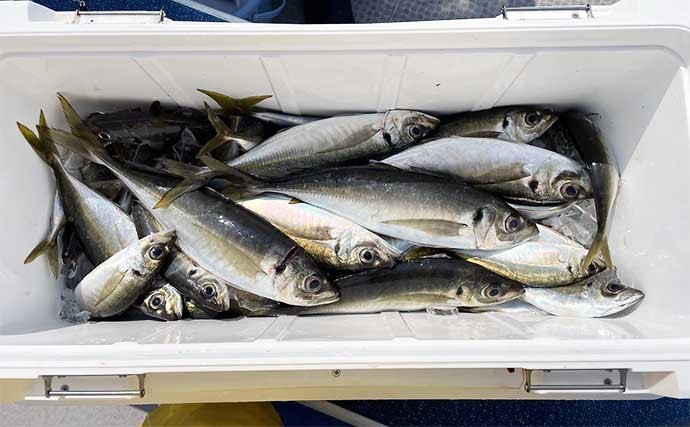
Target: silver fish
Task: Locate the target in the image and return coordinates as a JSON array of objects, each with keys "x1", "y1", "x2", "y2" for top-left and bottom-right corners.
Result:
[
  {"x1": 521, "y1": 270, "x2": 644, "y2": 317},
  {"x1": 231, "y1": 165, "x2": 538, "y2": 251},
  {"x1": 46, "y1": 105, "x2": 338, "y2": 306},
  {"x1": 383, "y1": 137, "x2": 593, "y2": 204},
  {"x1": 74, "y1": 231, "x2": 175, "y2": 318},
  {"x1": 138, "y1": 282, "x2": 184, "y2": 321},
  {"x1": 456, "y1": 224, "x2": 606, "y2": 287},
  {"x1": 227, "y1": 110, "x2": 439, "y2": 179},
  {"x1": 275, "y1": 259, "x2": 525, "y2": 315},
  {"x1": 435, "y1": 107, "x2": 557, "y2": 143},
  {"x1": 238, "y1": 195, "x2": 401, "y2": 270},
  {"x1": 24, "y1": 191, "x2": 66, "y2": 277},
  {"x1": 562, "y1": 112, "x2": 619, "y2": 268},
  {"x1": 18, "y1": 115, "x2": 138, "y2": 266}
]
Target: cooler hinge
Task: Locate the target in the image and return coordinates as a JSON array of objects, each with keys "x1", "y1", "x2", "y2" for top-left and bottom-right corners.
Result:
[
  {"x1": 501, "y1": 4, "x2": 594, "y2": 20},
  {"x1": 71, "y1": 10, "x2": 166, "y2": 24},
  {"x1": 524, "y1": 369, "x2": 627, "y2": 393}
]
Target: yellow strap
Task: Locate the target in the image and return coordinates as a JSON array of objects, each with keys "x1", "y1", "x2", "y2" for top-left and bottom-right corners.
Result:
[{"x1": 141, "y1": 402, "x2": 283, "y2": 427}]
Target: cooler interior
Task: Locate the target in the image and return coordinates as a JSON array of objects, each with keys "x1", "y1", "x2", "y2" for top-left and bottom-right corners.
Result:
[{"x1": 0, "y1": 34, "x2": 688, "y2": 351}]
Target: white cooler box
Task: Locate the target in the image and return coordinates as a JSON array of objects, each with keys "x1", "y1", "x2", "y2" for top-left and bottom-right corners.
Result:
[{"x1": 1, "y1": 0, "x2": 690, "y2": 403}]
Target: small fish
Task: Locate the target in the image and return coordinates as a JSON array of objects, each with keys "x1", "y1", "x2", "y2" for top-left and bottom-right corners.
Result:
[
  {"x1": 226, "y1": 110, "x2": 439, "y2": 179},
  {"x1": 562, "y1": 112, "x2": 619, "y2": 268},
  {"x1": 272, "y1": 259, "x2": 525, "y2": 315},
  {"x1": 521, "y1": 269, "x2": 644, "y2": 317},
  {"x1": 435, "y1": 107, "x2": 557, "y2": 143},
  {"x1": 74, "y1": 230, "x2": 175, "y2": 318},
  {"x1": 383, "y1": 137, "x2": 593, "y2": 204},
  {"x1": 18, "y1": 114, "x2": 138, "y2": 266},
  {"x1": 238, "y1": 195, "x2": 401, "y2": 270},
  {"x1": 45, "y1": 113, "x2": 339, "y2": 306},
  {"x1": 24, "y1": 192, "x2": 66, "y2": 277},
  {"x1": 225, "y1": 165, "x2": 538, "y2": 251},
  {"x1": 456, "y1": 224, "x2": 606, "y2": 287},
  {"x1": 138, "y1": 281, "x2": 184, "y2": 321}
]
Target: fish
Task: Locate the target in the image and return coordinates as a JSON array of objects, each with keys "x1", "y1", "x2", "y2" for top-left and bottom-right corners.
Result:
[
  {"x1": 74, "y1": 230, "x2": 175, "y2": 318},
  {"x1": 83, "y1": 100, "x2": 213, "y2": 156},
  {"x1": 225, "y1": 165, "x2": 538, "y2": 250},
  {"x1": 562, "y1": 112, "x2": 619, "y2": 268},
  {"x1": 45, "y1": 104, "x2": 338, "y2": 306},
  {"x1": 138, "y1": 281, "x2": 184, "y2": 321},
  {"x1": 270, "y1": 259, "x2": 525, "y2": 315},
  {"x1": 24, "y1": 192, "x2": 66, "y2": 277},
  {"x1": 435, "y1": 106, "x2": 557, "y2": 143},
  {"x1": 521, "y1": 269, "x2": 644, "y2": 317},
  {"x1": 237, "y1": 195, "x2": 401, "y2": 270},
  {"x1": 199, "y1": 89, "x2": 321, "y2": 127},
  {"x1": 18, "y1": 114, "x2": 138, "y2": 266},
  {"x1": 456, "y1": 224, "x2": 606, "y2": 287},
  {"x1": 226, "y1": 110, "x2": 439, "y2": 179},
  {"x1": 383, "y1": 137, "x2": 593, "y2": 204}
]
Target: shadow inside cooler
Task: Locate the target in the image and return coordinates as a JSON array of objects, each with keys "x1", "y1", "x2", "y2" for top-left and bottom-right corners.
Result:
[{"x1": 0, "y1": 46, "x2": 687, "y2": 343}]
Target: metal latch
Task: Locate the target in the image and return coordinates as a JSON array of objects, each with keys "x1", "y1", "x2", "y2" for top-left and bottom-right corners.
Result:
[
  {"x1": 524, "y1": 369, "x2": 627, "y2": 393},
  {"x1": 43, "y1": 374, "x2": 146, "y2": 398},
  {"x1": 71, "y1": 10, "x2": 165, "y2": 24},
  {"x1": 501, "y1": 4, "x2": 594, "y2": 20}
]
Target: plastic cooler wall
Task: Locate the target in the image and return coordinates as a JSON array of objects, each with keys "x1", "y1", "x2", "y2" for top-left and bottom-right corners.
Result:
[{"x1": 0, "y1": 16, "x2": 689, "y2": 361}]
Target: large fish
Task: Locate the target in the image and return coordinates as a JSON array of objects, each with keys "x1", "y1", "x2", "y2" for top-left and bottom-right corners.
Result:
[
  {"x1": 268, "y1": 259, "x2": 525, "y2": 315},
  {"x1": 238, "y1": 195, "x2": 401, "y2": 270},
  {"x1": 435, "y1": 107, "x2": 557, "y2": 143},
  {"x1": 226, "y1": 165, "x2": 538, "y2": 250},
  {"x1": 383, "y1": 137, "x2": 593, "y2": 204},
  {"x1": 562, "y1": 112, "x2": 619, "y2": 268},
  {"x1": 521, "y1": 269, "x2": 644, "y2": 317},
  {"x1": 75, "y1": 230, "x2": 175, "y2": 318},
  {"x1": 456, "y1": 224, "x2": 606, "y2": 287},
  {"x1": 45, "y1": 122, "x2": 337, "y2": 306},
  {"x1": 18, "y1": 115, "x2": 138, "y2": 266}
]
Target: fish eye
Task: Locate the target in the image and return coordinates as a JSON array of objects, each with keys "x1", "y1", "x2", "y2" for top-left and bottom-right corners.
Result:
[
  {"x1": 150, "y1": 295, "x2": 163, "y2": 308},
  {"x1": 303, "y1": 276, "x2": 322, "y2": 293},
  {"x1": 560, "y1": 182, "x2": 582, "y2": 200},
  {"x1": 484, "y1": 284, "x2": 503, "y2": 299},
  {"x1": 358, "y1": 248, "x2": 377, "y2": 264},
  {"x1": 605, "y1": 283, "x2": 625, "y2": 294},
  {"x1": 148, "y1": 245, "x2": 166, "y2": 260},
  {"x1": 524, "y1": 112, "x2": 542, "y2": 126},
  {"x1": 504, "y1": 215, "x2": 522, "y2": 233},
  {"x1": 97, "y1": 131, "x2": 111, "y2": 140},
  {"x1": 408, "y1": 124, "x2": 423, "y2": 139},
  {"x1": 201, "y1": 282, "x2": 217, "y2": 298},
  {"x1": 587, "y1": 263, "x2": 600, "y2": 274}
]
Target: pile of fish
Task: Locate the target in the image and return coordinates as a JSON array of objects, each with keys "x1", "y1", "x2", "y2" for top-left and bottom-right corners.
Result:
[{"x1": 18, "y1": 90, "x2": 644, "y2": 322}]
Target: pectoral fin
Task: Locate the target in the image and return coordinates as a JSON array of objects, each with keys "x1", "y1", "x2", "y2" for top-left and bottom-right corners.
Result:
[
  {"x1": 382, "y1": 219, "x2": 468, "y2": 236},
  {"x1": 470, "y1": 163, "x2": 532, "y2": 185}
]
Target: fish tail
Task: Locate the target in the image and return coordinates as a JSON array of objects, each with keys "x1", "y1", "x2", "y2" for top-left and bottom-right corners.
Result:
[
  {"x1": 583, "y1": 231, "x2": 613, "y2": 269},
  {"x1": 40, "y1": 126, "x2": 112, "y2": 167},
  {"x1": 56, "y1": 93, "x2": 92, "y2": 140},
  {"x1": 196, "y1": 102, "x2": 253, "y2": 158},
  {"x1": 197, "y1": 88, "x2": 271, "y2": 115},
  {"x1": 152, "y1": 157, "x2": 220, "y2": 208},
  {"x1": 24, "y1": 237, "x2": 60, "y2": 278}
]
